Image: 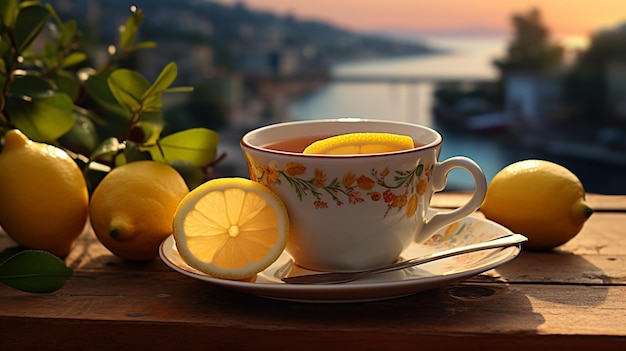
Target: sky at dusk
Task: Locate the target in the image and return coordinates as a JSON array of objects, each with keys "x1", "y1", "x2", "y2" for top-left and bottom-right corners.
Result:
[{"x1": 215, "y1": 0, "x2": 626, "y2": 39}]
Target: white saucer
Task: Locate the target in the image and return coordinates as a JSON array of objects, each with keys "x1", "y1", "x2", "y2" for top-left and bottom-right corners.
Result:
[{"x1": 159, "y1": 215, "x2": 521, "y2": 303}]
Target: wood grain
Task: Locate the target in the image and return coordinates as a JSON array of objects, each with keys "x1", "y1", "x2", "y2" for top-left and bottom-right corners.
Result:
[{"x1": 0, "y1": 193, "x2": 625, "y2": 350}]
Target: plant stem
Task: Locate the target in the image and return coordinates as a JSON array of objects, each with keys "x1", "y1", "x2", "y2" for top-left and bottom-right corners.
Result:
[
  {"x1": 0, "y1": 48, "x2": 19, "y2": 127},
  {"x1": 0, "y1": 113, "x2": 9, "y2": 126}
]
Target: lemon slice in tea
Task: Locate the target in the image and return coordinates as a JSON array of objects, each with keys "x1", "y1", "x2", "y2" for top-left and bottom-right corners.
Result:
[
  {"x1": 302, "y1": 132, "x2": 415, "y2": 154},
  {"x1": 173, "y1": 177, "x2": 289, "y2": 280}
]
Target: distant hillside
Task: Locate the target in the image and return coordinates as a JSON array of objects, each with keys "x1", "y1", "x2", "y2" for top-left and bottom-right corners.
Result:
[
  {"x1": 369, "y1": 26, "x2": 509, "y2": 39},
  {"x1": 47, "y1": 0, "x2": 437, "y2": 68}
]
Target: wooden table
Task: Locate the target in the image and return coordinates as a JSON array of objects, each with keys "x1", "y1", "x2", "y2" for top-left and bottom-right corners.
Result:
[{"x1": 1, "y1": 193, "x2": 625, "y2": 350}]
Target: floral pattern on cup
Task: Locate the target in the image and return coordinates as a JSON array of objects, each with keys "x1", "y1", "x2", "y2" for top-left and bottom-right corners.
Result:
[
  {"x1": 421, "y1": 220, "x2": 505, "y2": 270},
  {"x1": 248, "y1": 160, "x2": 433, "y2": 218},
  {"x1": 424, "y1": 221, "x2": 488, "y2": 248}
]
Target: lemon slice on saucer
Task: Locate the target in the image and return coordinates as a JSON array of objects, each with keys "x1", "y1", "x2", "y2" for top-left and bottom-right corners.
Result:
[
  {"x1": 172, "y1": 177, "x2": 289, "y2": 280},
  {"x1": 302, "y1": 132, "x2": 415, "y2": 154}
]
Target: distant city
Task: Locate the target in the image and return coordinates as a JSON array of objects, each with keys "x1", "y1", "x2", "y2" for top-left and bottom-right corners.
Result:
[
  {"x1": 44, "y1": 1, "x2": 626, "y2": 193},
  {"x1": 46, "y1": 0, "x2": 448, "y2": 132},
  {"x1": 49, "y1": 0, "x2": 438, "y2": 80}
]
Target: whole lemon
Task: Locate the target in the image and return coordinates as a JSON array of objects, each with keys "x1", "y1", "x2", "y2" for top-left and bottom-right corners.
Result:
[
  {"x1": 480, "y1": 159, "x2": 593, "y2": 250},
  {"x1": 0, "y1": 129, "x2": 89, "y2": 257},
  {"x1": 89, "y1": 160, "x2": 189, "y2": 261}
]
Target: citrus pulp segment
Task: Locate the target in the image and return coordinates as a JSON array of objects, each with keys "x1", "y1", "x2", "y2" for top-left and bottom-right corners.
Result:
[
  {"x1": 302, "y1": 132, "x2": 415, "y2": 155},
  {"x1": 173, "y1": 177, "x2": 289, "y2": 280}
]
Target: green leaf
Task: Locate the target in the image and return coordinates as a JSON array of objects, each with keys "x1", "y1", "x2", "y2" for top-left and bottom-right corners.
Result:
[
  {"x1": 147, "y1": 128, "x2": 219, "y2": 166},
  {"x1": 61, "y1": 51, "x2": 87, "y2": 68},
  {"x1": 139, "y1": 63, "x2": 178, "y2": 112},
  {"x1": 44, "y1": 2, "x2": 62, "y2": 26},
  {"x1": 164, "y1": 86, "x2": 194, "y2": 94},
  {"x1": 50, "y1": 69, "x2": 81, "y2": 101},
  {"x1": 13, "y1": 4, "x2": 50, "y2": 52},
  {"x1": 84, "y1": 161, "x2": 110, "y2": 194},
  {"x1": 119, "y1": 8, "x2": 144, "y2": 50},
  {"x1": 108, "y1": 68, "x2": 150, "y2": 114},
  {"x1": 41, "y1": 40, "x2": 57, "y2": 62},
  {"x1": 140, "y1": 93, "x2": 163, "y2": 112},
  {"x1": 0, "y1": 0, "x2": 18, "y2": 29},
  {"x1": 135, "y1": 110, "x2": 164, "y2": 145},
  {"x1": 122, "y1": 141, "x2": 152, "y2": 163},
  {"x1": 0, "y1": 246, "x2": 23, "y2": 265},
  {"x1": 59, "y1": 112, "x2": 100, "y2": 152},
  {"x1": 7, "y1": 76, "x2": 75, "y2": 138},
  {"x1": 132, "y1": 41, "x2": 157, "y2": 50},
  {"x1": 142, "y1": 62, "x2": 177, "y2": 100},
  {"x1": 17, "y1": 0, "x2": 41, "y2": 7},
  {"x1": 58, "y1": 19, "x2": 78, "y2": 48},
  {"x1": 0, "y1": 250, "x2": 73, "y2": 293},
  {"x1": 170, "y1": 159, "x2": 206, "y2": 190},
  {"x1": 85, "y1": 69, "x2": 130, "y2": 118},
  {"x1": 9, "y1": 74, "x2": 53, "y2": 93},
  {"x1": 90, "y1": 137, "x2": 123, "y2": 162}
]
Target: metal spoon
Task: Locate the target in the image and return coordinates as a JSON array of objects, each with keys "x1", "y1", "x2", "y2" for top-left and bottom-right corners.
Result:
[{"x1": 281, "y1": 233, "x2": 527, "y2": 284}]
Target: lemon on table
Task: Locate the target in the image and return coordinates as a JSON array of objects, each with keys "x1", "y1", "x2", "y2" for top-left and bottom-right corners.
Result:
[
  {"x1": 173, "y1": 177, "x2": 289, "y2": 280},
  {"x1": 90, "y1": 161, "x2": 189, "y2": 261},
  {"x1": 0, "y1": 129, "x2": 89, "y2": 257},
  {"x1": 302, "y1": 132, "x2": 415, "y2": 154},
  {"x1": 480, "y1": 159, "x2": 593, "y2": 250}
]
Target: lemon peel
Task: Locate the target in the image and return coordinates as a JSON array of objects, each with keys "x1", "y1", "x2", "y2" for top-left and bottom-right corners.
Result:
[
  {"x1": 480, "y1": 159, "x2": 593, "y2": 250},
  {"x1": 302, "y1": 132, "x2": 415, "y2": 155},
  {"x1": 89, "y1": 161, "x2": 189, "y2": 261},
  {"x1": 0, "y1": 129, "x2": 89, "y2": 257}
]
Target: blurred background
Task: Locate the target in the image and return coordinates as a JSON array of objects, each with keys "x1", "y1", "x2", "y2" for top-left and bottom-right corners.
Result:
[{"x1": 49, "y1": 0, "x2": 626, "y2": 193}]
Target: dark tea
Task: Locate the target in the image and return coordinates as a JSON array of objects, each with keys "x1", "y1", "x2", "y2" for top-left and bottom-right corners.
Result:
[
  {"x1": 263, "y1": 135, "x2": 424, "y2": 153},
  {"x1": 262, "y1": 135, "x2": 333, "y2": 153}
]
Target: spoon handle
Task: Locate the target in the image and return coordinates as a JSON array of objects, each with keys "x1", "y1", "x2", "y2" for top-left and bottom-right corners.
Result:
[
  {"x1": 373, "y1": 233, "x2": 527, "y2": 274},
  {"x1": 282, "y1": 233, "x2": 527, "y2": 285}
]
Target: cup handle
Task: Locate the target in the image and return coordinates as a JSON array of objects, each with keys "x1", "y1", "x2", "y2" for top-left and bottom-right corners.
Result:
[{"x1": 417, "y1": 156, "x2": 487, "y2": 242}]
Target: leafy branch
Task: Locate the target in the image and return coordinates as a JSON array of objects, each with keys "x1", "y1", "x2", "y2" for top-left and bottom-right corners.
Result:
[
  {"x1": 0, "y1": 1, "x2": 221, "y2": 191},
  {"x1": 0, "y1": 1, "x2": 225, "y2": 293}
]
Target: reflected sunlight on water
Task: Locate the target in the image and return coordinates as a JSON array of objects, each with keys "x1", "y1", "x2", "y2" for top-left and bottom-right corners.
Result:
[
  {"x1": 287, "y1": 36, "x2": 626, "y2": 194},
  {"x1": 290, "y1": 82, "x2": 433, "y2": 126},
  {"x1": 332, "y1": 36, "x2": 506, "y2": 79}
]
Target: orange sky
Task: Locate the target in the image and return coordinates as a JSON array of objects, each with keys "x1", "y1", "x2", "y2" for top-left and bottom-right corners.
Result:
[{"x1": 215, "y1": 0, "x2": 626, "y2": 38}]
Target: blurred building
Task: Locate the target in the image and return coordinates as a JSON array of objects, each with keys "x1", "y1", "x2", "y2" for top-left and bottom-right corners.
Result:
[
  {"x1": 505, "y1": 73, "x2": 562, "y2": 129},
  {"x1": 606, "y1": 61, "x2": 626, "y2": 121}
]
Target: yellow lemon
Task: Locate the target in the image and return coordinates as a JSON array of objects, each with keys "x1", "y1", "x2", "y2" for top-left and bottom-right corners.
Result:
[
  {"x1": 90, "y1": 161, "x2": 189, "y2": 261},
  {"x1": 302, "y1": 132, "x2": 414, "y2": 154},
  {"x1": 173, "y1": 177, "x2": 289, "y2": 280},
  {"x1": 0, "y1": 129, "x2": 89, "y2": 257},
  {"x1": 480, "y1": 159, "x2": 593, "y2": 250}
]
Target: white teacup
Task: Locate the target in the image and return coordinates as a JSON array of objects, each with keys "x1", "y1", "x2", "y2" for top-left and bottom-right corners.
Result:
[{"x1": 240, "y1": 118, "x2": 487, "y2": 272}]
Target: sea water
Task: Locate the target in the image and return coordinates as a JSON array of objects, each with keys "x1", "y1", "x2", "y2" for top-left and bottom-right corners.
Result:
[{"x1": 286, "y1": 35, "x2": 626, "y2": 194}]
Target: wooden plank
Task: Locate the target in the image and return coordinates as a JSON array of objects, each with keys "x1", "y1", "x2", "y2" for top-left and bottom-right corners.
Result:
[
  {"x1": 1, "y1": 193, "x2": 625, "y2": 351},
  {"x1": 585, "y1": 194, "x2": 626, "y2": 211},
  {"x1": 1, "y1": 282, "x2": 625, "y2": 349},
  {"x1": 480, "y1": 251, "x2": 626, "y2": 285},
  {"x1": 2, "y1": 317, "x2": 624, "y2": 351},
  {"x1": 560, "y1": 212, "x2": 626, "y2": 255},
  {"x1": 1, "y1": 214, "x2": 623, "y2": 303},
  {"x1": 1, "y1": 240, "x2": 625, "y2": 336}
]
